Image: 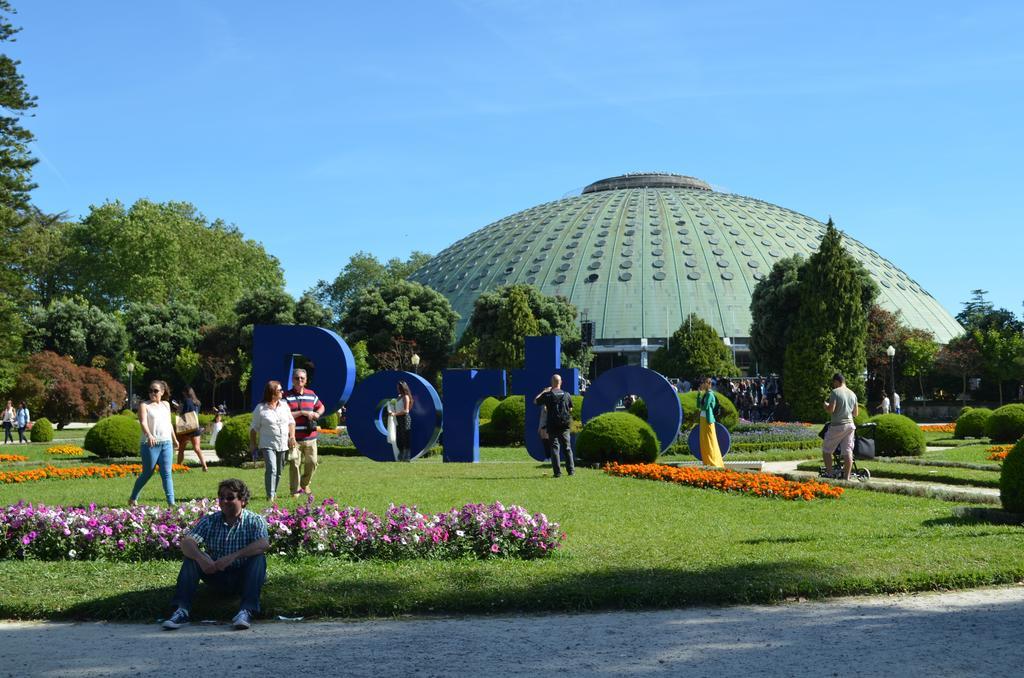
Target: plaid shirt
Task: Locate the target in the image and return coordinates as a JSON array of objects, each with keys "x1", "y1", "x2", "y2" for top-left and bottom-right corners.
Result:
[{"x1": 188, "y1": 509, "x2": 268, "y2": 568}]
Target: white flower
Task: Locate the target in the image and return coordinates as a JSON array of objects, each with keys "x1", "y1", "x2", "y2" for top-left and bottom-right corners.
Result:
[
  {"x1": 456, "y1": 530, "x2": 465, "y2": 537},
  {"x1": 67, "y1": 549, "x2": 77, "y2": 559}
]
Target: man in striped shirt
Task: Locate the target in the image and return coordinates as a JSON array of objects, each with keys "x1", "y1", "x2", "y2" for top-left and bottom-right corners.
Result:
[{"x1": 285, "y1": 368, "x2": 325, "y2": 496}]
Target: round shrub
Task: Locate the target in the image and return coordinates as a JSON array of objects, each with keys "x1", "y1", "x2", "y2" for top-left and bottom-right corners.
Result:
[
  {"x1": 478, "y1": 396, "x2": 501, "y2": 421},
  {"x1": 84, "y1": 415, "x2": 142, "y2": 458},
  {"x1": 867, "y1": 414, "x2": 926, "y2": 456},
  {"x1": 679, "y1": 391, "x2": 739, "y2": 431},
  {"x1": 985, "y1": 404, "x2": 1024, "y2": 444},
  {"x1": 319, "y1": 411, "x2": 339, "y2": 429},
  {"x1": 999, "y1": 438, "x2": 1024, "y2": 513},
  {"x1": 571, "y1": 395, "x2": 584, "y2": 422},
  {"x1": 576, "y1": 412, "x2": 660, "y2": 466},
  {"x1": 627, "y1": 398, "x2": 648, "y2": 420},
  {"x1": 955, "y1": 407, "x2": 992, "y2": 439},
  {"x1": 29, "y1": 417, "x2": 54, "y2": 443},
  {"x1": 490, "y1": 396, "x2": 526, "y2": 443},
  {"x1": 215, "y1": 413, "x2": 253, "y2": 467}
]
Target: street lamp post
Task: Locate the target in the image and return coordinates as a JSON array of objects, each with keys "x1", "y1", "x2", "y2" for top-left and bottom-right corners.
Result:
[
  {"x1": 886, "y1": 345, "x2": 896, "y2": 408},
  {"x1": 126, "y1": 361, "x2": 135, "y2": 411},
  {"x1": 411, "y1": 353, "x2": 420, "y2": 374}
]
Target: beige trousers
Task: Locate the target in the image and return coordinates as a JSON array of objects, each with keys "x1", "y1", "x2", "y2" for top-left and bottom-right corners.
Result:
[{"x1": 288, "y1": 439, "x2": 319, "y2": 493}]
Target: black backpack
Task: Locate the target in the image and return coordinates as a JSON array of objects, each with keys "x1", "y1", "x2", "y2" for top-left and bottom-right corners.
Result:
[{"x1": 547, "y1": 391, "x2": 572, "y2": 430}]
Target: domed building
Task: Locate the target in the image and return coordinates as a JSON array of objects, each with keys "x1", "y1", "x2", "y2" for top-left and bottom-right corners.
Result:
[{"x1": 408, "y1": 173, "x2": 962, "y2": 374}]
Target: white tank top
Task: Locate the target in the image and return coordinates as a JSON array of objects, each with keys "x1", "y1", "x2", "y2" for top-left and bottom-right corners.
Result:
[{"x1": 140, "y1": 401, "x2": 173, "y2": 443}]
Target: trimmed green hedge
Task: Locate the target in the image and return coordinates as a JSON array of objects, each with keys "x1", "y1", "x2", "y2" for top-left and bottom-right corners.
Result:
[
  {"x1": 29, "y1": 417, "x2": 54, "y2": 443},
  {"x1": 576, "y1": 412, "x2": 660, "y2": 466},
  {"x1": 867, "y1": 414, "x2": 926, "y2": 456},
  {"x1": 985, "y1": 404, "x2": 1024, "y2": 444},
  {"x1": 1000, "y1": 438, "x2": 1024, "y2": 513},
  {"x1": 319, "y1": 411, "x2": 339, "y2": 429},
  {"x1": 490, "y1": 396, "x2": 526, "y2": 444},
  {"x1": 478, "y1": 397, "x2": 501, "y2": 421},
  {"x1": 955, "y1": 407, "x2": 992, "y2": 439},
  {"x1": 84, "y1": 415, "x2": 142, "y2": 458},
  {"x1": 214, "y1": 413, "x2": 253, "y2": 467}
]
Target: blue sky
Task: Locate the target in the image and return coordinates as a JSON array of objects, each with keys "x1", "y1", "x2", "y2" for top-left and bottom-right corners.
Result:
[{"x1": 13, "y1": 0, "x2": 1024, "y2": 319}]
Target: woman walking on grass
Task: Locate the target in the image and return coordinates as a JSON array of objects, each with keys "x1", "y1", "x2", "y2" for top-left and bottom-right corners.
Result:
[
  {"x1": 249, "y1": 380, "x2": 295, "y2": 500},
  {"x1": 175, "y1": 386, "x2": 208, "y2": 472},
  {"x1": 15, "y1": 402, "x2": 30, "y2": 443},
  {"x1": 2, "y1": 400, "x2": 15, "y2": 444},
  {"x1": 129, "y1": 380, "x2": 176, "y2": 506}
]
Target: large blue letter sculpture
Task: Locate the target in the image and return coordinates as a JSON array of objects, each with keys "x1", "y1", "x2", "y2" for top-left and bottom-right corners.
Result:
[
  {"x1": 251, "y1": 325, "x2": 355, "y2": 413},
  {"x1": 440, "y1": 369, "x2": 507, "y2": 463},
  {"x1": 346, "y1": 371, "x2": 443, "y2": 462},
  {"x1": 581, "y1": 365, "x2": 682, "y2": 453},
  {"x1": 511, "y1": 336, "x2": 578, "y2": 462}
]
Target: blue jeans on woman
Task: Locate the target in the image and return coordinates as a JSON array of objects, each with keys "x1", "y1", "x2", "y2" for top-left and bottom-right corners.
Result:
[
  {"x1": 130, "y1": 439, "x2": 175, "y2": 505},
  {"x1": 263, "y1": 449, "x2": 288, "y2": 499}
]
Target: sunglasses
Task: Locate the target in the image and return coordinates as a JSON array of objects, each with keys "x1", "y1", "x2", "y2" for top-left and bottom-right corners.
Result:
[
  {"x1": 149, "y1": 388, "x2": 162, "y2": 394},
  {"x1": 218, "y1": 494, "x2": 240, "y2": 502}
]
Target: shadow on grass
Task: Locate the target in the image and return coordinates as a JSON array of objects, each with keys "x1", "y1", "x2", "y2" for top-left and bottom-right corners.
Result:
[{"x1": 16, "y1": 559, "x2": 859, "y2": 621}]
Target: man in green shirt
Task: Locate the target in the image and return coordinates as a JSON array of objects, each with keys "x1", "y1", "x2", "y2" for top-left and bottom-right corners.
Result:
[{"x1": 822, "y1": 373, "x2": 860, "y2": 480}]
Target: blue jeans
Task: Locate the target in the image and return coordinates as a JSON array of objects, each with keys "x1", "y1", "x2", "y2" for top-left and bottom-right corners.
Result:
[
  {"x1": 171, "y1": 554, "x2": 267, "y2": 614},
  {"x1": 130, "y1": 439, "x2": 175, "y2": 505},
  {"x1": 263, "y1": 448, "x2": 287, "y2": 498}
]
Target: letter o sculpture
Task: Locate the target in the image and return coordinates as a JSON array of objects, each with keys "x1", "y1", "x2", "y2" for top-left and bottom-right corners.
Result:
[
  {"x1": 346, "y1": 371, "x2": 442, "y2": 462},
  {"x1": 580, "y1": 365, "x2": 682, "y2": 453}
]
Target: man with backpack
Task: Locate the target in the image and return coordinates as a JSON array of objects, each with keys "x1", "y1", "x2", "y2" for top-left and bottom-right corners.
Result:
[{"x1": 534, "y1": 375, "x2": 574, "y2": 477}]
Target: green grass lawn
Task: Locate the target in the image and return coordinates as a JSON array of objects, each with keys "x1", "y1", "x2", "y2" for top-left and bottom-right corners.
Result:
[
  {"x1": 923, "y1": 445, "x2": 1002, "y2": 465},
  {"x1": 2, "y1": 449, "x2": 1023, "y2": 621},
  {"x1": 927, "y1": 435, "x2": 990, "y2": 448},
  {"x1": 796, "y1": 459, "x2": 1001, "y2": 488}
]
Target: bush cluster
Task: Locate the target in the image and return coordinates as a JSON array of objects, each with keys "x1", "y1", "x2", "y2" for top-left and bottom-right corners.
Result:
[
  {"x1": 489, "y1": 396, "x2": 526, "y2": 445},
  {"x1": 214, "y1": 413, "x2": 253, "y2": 467},
  {"x1": 955, "y1": 407, "x2": 992, "y2": 439},
  {"x1": 319, "y1": 411, "x2": 340, "y2": 429},
  {"x1": 84, "y1": 415, "x2": 142, "y2": 458},
  {"x1": 867, "y1": 414, "x2": 926, "y2": 457},
  {"x1": 29, "y1": 417, "x2": 54, "y2": 443},
  {"x1": 985, "y1": 404, "x2": 1024, "y2": 444},
  {"x1": 478, "y1": 397, "x2": 501, "y2": 421},
  {"x1": 576, "y1": 412, "x2": 660, "y2": 466},
  {"x1": 1000, "y1": 438, "x2": 1024, "y2": 513}
]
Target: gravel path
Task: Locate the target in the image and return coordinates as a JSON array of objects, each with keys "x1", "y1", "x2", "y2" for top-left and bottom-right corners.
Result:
[{"x1": 3, "y1": 586, "x2": 1023, "y2": 677}]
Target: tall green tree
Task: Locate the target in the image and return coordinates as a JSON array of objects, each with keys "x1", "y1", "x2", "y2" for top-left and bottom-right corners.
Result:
[
  {"x1": 749, "y1": 255, "x2": 804, "y2": 374},
  {"x1": 63, "y1": 199, "x2": 284, "y2": 321},
  {"x1": 902, "y1": 331, "x2": 939, "y2": 401},
  {"x1": 489, "y1": 286, "x2": 539, "y2": 369},
  {"x1": 457, "y1": 284, "x2": 591, "y2": 371},
  {"x1": 0, "y1": 1, "x2": 38, "y2": 390},
  {"x1": 783, "y1": 220, "x2": 873, "y2": 420},
  {"x1": 936, "y1": 333, "x2": 983, "y2": 402},
  {"x1": 24, "y1": 296, "x2": 127, "y2": 367},
  {"x1": 340, "y1": 279, "x2": 458, "y2": 376},
  {"x1": 124, "y1": 300, "x2": 206, "y2": 385},
  {"x1": 650, "y1": 313, "x2": 739, "y2": 379},
  {"x1": 233, "y1": 288, "x2": 296, "y2": 353},
  {"x1": 972, "y1": 326, "x2": 1024, "y2": 405},
  {"x1": 315, "y1": 250, "x2": 432, "y2": 324}
]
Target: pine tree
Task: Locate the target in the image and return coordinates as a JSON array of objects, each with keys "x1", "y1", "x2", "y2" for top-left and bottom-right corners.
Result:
[
  {"x1": 784, "y1": 220, "x2": 869, "y2": 420},
  {"x1": 490, "y1": 286, "x2": 539, "y2": 369}
]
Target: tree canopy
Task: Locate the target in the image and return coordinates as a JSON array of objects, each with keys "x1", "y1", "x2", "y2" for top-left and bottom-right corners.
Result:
[
  {"x1": 314, "y1": 250, "x2": 432, "y2": 324},
  {"x1": 340, "y1": 279, "x2": 458, "y2": 376},
  {"x1": 649, "y1": 313, "x2": 739, "y2": 379},
  {"x1": 24, "y1": 297, "x2": 127, "y2": 368},
  {"x1": 456, "y1": 284, "x2": 591, "y2": 371},
  {"x1": 749, "y1": 255, "x2": 803, "y2": 374}
]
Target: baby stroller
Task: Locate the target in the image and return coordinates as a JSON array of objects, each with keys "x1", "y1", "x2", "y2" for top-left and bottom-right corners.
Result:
[{"x1": 819, "y1": 422, "x2": 875, "y2": 482}]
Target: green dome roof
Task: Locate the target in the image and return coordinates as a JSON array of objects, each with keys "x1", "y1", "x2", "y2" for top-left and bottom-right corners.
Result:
[{"x1": 408, "y1": 173, "x2": 963, "y2": 344}]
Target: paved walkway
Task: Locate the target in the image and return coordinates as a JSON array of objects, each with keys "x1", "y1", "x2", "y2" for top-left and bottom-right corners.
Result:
[{"x1": 2, "y1": 586, "x2": 1022, "y2": 677}]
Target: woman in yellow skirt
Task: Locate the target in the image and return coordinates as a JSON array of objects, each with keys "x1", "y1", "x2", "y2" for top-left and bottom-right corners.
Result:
[{"x1": 697, "y1": 378, "x2": 724, "y2": 467}]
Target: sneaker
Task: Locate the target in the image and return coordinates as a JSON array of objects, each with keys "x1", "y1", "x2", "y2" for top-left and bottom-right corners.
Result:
[
  {"x1": 162, "y1": 608, "x2": 190, "y2": 630},
  {"x1": 232, "y1": 609, "x2": 253, "y2": 630}
]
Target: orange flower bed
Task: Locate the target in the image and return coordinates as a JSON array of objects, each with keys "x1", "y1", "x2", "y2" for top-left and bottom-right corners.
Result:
[
  {"x1": 0, "y1": 454, "x2": 28, "y2": 462},
  {"x1": 987, "y1": 445, "x2": 1012, "y2": 462},
  {"x1": 46, "y1": 445, "x2": 86, "y2": 456},
  {"x1": 920, "y1": 423, "x2": 956, "y2": 433},
  {"x1": 319, "y1": 428, "x2": 339, "y2": 434},
  {"x1": 604, "y1": 462, "x2": 844, "y2": 501},
  {"x1": 0, "y1": 463, "x2": 189, "y2": 485}
]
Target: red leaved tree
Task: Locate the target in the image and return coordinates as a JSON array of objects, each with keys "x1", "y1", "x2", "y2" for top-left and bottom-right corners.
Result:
[{"x1": 12, "y1": 352, "x2": 125, "y2": 427}]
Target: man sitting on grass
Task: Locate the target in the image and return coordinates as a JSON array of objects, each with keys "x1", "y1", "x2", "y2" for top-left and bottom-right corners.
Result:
[{"x1": 162, "y1": 478, "x2": 269, "y2": 631}]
